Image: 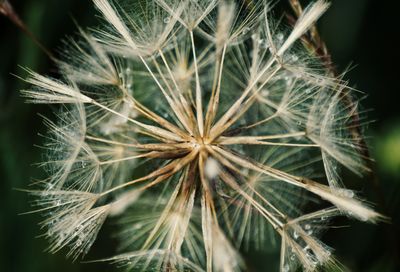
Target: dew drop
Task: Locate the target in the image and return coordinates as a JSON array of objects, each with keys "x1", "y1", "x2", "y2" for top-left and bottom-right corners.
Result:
[
  {"x1": 305, "y1": 89, "x2": 312, "y2": 94},
  {"x1": 311, "y1": 259, "x2": 319, "y2": 266},
  {"x1": 291, "y1": 54, "x2": 299, "y2": 62},
  {"x1": 133, "y1": 223, "x2": 143, "y2": 230},
  {"x1": 347, "y1": 211, "x2": 354, "y2": 217},
  {"x1": 293, "y1": 231, "x2": 299, "y2": 239},
  {"x1": 290, "y1": 254, "x2": 296, "y2": 261},
  {"x1": 345, "y1": 189, "x2": 354, "y2": 198},
  {"x1": 258, "y1": 39, "x2": 268, "y2": 49},
  {"x1": 277, "y1": 32, "x2": 284, "y2": 41},
  {"x1": 163, "y1": 17, "x2": 170, "y2": 24},
  {"x1": 261, "y1": 90, "x2": 270, "y2": 97},
  {"x1": 242, "y1": 27, "x2": 250, "y2": 35},
  {"x1": 304, "y1": 224, "x2": 311, "y2": 230},
  {"x1": 337, "y1": 188, "x2": 354, "y2": 198}
]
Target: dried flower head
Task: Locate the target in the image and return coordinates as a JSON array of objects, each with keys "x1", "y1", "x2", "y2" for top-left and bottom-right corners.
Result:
[{"x1": 22, "y1": 0, "x2": 384, "y2": 271}]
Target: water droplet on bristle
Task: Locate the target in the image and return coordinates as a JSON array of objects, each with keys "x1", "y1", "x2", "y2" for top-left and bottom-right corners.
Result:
[
  {"x1": 242, "y1": 27, "x2": 250, "y2": 35},
  {"x1": 261, "y1": 90, "x2": 269, "y2": 97},
  {"x1": 259, "y1": 39, "x2": 268, "y2": 49},
  {"x1": 343, "y1": 189, "x2": 354, "y2": 198}
]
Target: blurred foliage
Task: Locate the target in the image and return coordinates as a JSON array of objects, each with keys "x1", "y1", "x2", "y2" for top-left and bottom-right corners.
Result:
[
  {"x1": 1, "y1": 0, "x2": 399, "y2": 271},
  {"x1": 375, "y1": 125, "x2": 400, "y2": 177}
]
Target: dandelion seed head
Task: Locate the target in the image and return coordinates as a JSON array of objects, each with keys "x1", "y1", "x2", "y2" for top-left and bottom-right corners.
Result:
[{"x1": 22, "y1": 0, "x2": 383, "y2": 270}]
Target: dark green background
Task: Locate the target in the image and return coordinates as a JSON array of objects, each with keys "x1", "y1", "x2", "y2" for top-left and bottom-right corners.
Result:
[{"x1": 1, "y1": 0, "x2": 399, "y2": 271}]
